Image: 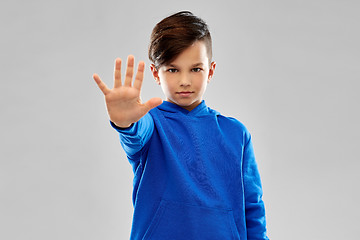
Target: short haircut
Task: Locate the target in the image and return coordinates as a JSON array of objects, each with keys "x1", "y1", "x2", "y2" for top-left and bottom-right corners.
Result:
[{"x1": 148, "y1": 11, "x2": 212, "y2": 69}]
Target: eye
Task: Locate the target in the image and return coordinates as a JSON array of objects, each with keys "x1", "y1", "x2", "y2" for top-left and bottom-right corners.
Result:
[
  {"x1": 192, "y1": 68, "x2": 202, "y2": 72},
  {"x1": 167, "y1": 68, "x2": 178, "y2": 73}
]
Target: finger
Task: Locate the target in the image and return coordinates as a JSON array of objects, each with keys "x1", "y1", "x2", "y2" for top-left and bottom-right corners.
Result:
[
  {"x1": 93, "y1": 73, "x2": 110, "y2": 95},
  {"x1": 143, "y1": 97, "x2": 163, "y2": 111},
  {"x1": 124, "y1": 55, "x2": 134, "y2": 87},
  {"x1": 114, "y1": 58, "x2": 122, "y2": 88},
  {"x1": 133, "y1": 61, "x2": 145, "y2": 91}
]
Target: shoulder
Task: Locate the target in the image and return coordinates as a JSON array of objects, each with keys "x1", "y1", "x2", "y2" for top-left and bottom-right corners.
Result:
[
  {"x1": 218, "y1": 115, "x2": 247, "y2": 130},
  {"x1": 211, "y1": 109, "x2": 251, "y2": 144},
  {"x1": 209, "y1": 107, "x2": 248, "y2": 132}
]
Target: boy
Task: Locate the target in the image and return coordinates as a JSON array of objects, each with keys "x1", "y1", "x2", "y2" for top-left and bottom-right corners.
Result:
[{"x1": 93, "y1": 11, "x2": 269, "y2": 240}]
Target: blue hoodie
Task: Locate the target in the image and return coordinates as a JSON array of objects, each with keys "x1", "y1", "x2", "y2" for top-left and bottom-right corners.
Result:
[{"x1": 111, "y1": 101, "x2": 268, "y2": 240}]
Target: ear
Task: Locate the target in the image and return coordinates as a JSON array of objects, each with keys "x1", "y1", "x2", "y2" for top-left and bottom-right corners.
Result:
[
  {"x1": 207, "y1": 61, "x2": 216, "y2": 83},
  {"x1": 150, "y1": 64, "x2": 161, "y2": 85}
]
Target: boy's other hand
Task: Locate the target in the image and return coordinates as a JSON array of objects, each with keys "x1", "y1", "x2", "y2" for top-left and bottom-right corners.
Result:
[{"x1": 93, "y1": 55, "x2": 163, "y2": 128}]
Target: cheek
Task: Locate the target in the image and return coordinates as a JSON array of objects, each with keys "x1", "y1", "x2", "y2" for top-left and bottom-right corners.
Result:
[
  {"x1": 160, "y1": 80, "x2": 173, "y2": 93},
  {"x1": 161, "y1": 76, "x2": 176, "y2": 89},
  {"x1": 196, "y1": 75, "x2": 208, "y2": 88}
]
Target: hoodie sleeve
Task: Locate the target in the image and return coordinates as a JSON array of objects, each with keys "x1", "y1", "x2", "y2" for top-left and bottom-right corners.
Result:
[
  {"x1": 110, "y1": 113, "x2": 154, "y2": 157},
  {"x1": 243, "y1": 133, "x2": 269, "y2": 240}
]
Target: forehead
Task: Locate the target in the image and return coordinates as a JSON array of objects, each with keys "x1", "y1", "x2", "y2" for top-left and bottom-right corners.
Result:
[{"x1": 167, "y1": 41, "x2": 209, "y2": 66}]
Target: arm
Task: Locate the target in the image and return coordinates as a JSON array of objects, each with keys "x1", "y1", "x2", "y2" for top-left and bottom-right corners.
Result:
[
  {"x1": 110, "y1": 112, "x2": 154, "y2": 157},
  {"x1": 243, "y1": 134, "x2": 269, "y2": 240}
]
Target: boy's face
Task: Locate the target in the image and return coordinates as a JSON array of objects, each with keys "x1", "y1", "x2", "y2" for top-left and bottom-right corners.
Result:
[{"x1": 151, "y1": 41, "x2": 216, "y2": 111}]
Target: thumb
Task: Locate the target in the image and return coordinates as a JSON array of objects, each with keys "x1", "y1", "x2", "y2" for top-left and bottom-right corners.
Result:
[{"x1": 143, "y1": 97, "x2": 163, "y2": 111}]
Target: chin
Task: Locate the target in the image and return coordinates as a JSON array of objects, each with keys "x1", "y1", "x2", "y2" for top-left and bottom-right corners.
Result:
[
  {"x1": 175, "y1": 99, "x2": 195, "y2": 106},
  {"x1": 168, "y1": 96, "x2": 200, "y2": 107},
  {"x1": 179, "y1": 99, "x2": 202, "y2": 110}
]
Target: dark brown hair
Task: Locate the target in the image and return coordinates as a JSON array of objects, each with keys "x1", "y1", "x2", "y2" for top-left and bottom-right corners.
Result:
[{"x1": 148, "y1": 11, "x2": 212, "y2": 69}]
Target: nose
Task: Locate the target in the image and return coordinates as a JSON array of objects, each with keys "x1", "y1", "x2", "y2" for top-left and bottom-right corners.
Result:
[{"x1": 179, "y1": 72, "x2": 191, "y2": 87}]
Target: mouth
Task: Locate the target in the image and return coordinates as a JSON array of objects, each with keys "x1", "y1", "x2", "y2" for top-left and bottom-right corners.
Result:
[{"x1": 176, "y1": 91, "x2": 194, "y2": 97}]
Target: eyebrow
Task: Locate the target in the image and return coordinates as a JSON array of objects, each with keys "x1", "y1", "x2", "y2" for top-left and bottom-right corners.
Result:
[
  {"x1": 191, "y1": 63, "x2": 204, "y2": 67},
  {"x1": 167, "y1": 63, "x2": 204, "y2": 68}
]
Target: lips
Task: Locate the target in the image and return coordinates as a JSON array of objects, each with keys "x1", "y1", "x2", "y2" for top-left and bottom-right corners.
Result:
[{"x1": 177, "y1": 91, "x2": 194, "y2": 97}]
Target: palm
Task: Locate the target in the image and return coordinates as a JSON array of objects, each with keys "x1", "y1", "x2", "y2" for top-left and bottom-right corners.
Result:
[{"x1": 93, "y1": 56, "x2": 162, "y2": 128}]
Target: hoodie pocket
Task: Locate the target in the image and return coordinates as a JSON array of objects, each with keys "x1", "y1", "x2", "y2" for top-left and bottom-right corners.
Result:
[{"x1": 143, "y1": 200, "x2": 240, "y2": 240}]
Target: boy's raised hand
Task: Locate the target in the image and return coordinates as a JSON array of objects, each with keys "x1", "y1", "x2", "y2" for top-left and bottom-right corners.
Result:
[{"x1": 93, "y1": 55, "x2": 163, "y2": 128}]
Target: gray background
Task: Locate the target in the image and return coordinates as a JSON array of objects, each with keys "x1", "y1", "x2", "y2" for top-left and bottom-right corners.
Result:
[{"x1": 1, "y1": 0, "x2": 359, "y2": 239}]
